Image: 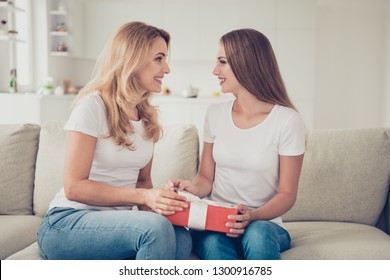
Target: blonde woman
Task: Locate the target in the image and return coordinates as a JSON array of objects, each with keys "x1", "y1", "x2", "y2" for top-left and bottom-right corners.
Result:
[
  {"x1": 37, "y1": 22, "x2": 191, "y2": 260},
  {"x1": 168, "y1": 28, "x2": 306, "y2": 259}
]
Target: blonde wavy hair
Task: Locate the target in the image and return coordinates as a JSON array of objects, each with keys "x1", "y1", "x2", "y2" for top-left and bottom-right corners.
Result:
[{"x1": 75, "y1": 22, "x2": 169, "y2": 150}]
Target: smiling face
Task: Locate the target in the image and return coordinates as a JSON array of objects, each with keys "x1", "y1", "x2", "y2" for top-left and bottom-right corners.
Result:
[
  {"x1": 137, "y1": 37, "x2": 170, "y2": 93},
  {"x1": 212, "y1": 43, "x2": 243, "y2": 94}
]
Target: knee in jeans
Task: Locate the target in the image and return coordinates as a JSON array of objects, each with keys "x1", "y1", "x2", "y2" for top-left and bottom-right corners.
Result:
[
  {"x1": 246, "y1": 221, "x2": 276, "y2": 240},
  {"x1": 193, "y1": 231, "x2": 227, "y2": 252},
  {"x1": 242, "y1": 221, "x2": 289, "y2": 260},
  {"x1": 143, "y1": 213, "x2": 175, "y2": 240},
  {"x1": 243, "y1": 221, "x2": 281, "y2": 251}
]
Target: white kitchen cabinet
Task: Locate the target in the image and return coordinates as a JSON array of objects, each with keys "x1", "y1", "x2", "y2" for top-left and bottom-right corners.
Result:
[
  {"x1": 0, "y1": 93, "x2": 76, "y2": 124},
  {"x1": 0, "y1": 93, "x2": 233, "y2": 140},
  {"x1": 151, "y1": 95, "x2": 234, "y2": 144},
  {"x1": 151, "y1": 95, "x2": 313, "y2": 146}
]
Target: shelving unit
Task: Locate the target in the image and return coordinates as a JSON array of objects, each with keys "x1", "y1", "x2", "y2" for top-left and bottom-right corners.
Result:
[
  {"x1": 0, "y1": 1, "x2": 25, "y2": 41},
  {"x1": 48, "y1": 0, "x2": 70, "y2": 56},
  {"x1": 0, "y1": 0, "x2": 25, "y2": 92}
]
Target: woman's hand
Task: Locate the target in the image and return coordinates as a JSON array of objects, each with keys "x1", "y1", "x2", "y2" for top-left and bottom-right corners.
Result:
[
  {"x1": 143, "y1": 188, "x2": 188, "y2": 215},
  {"x1": 165, "y1": 178, "x2": 199, "y2": 196},
  {"x1": 226, "y1": 204, "x2": 251, "y2": 238}
]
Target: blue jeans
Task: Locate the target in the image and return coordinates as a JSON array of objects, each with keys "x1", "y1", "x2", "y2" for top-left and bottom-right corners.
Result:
[
  {"x1": 37, "y1": 207, "x2": 192, "y2": 260},
  {"x1": 191, "y1": 220, "x2": 291, "y2": 260}
]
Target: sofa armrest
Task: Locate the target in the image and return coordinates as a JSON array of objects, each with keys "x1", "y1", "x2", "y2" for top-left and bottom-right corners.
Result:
[{"x1": 376, "y1": 182, "x2": 390, "y2": 235}]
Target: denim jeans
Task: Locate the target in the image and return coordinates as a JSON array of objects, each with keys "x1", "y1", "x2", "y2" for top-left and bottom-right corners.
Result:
[
  {"x1": 191, "y1": 220, "x2": 291, "y2": 260},
  {"x1": 37, "y1": 207, "x2": 192, "y2": 260}
]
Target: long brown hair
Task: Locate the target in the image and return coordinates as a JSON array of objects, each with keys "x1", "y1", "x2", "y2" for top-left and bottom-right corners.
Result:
[
  {"x1": 76, "y1": 22, "x2": 169, "y2": 149},
  {"x1": 221, "y1": 28, "x2": 297, "y2": 111}
]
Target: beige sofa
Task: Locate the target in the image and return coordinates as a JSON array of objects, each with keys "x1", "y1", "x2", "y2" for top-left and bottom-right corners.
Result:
[{"x1": 1, "y1": 122, "x2": 390, "y2": 260}]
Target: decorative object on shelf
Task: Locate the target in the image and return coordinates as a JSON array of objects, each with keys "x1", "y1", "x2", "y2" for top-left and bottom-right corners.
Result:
[
  {"x1": 181, "y1": 84, "x2": 199, "y2": 98},
  {"x1": 67, "y1": 85, "x2": 81, "y2": 94},
  {"x1": 62, "y1": 79, "x2": 71, "y2": 93},
  {"x1": 7, "y1": 29, "x2": 17, "y2": 38},
  {"x1": 57, "y1": 0, "x2": 66, "y2": 12},
  {"x1": 161, "y1": 85, "x2": 171, "y2": 96},
  {"x1": 55, "y1": 22, "x2": 67, "y2": 32},
  {"x1": 0, "y1": 19, "x2": 7, "y2": 35},
  {"x1": 56, "y1": 41, "x2": 67, "y2": 52},
  {"x1": 54, "y1": 85, "x2": 65, "y2": 96},
  {"x1": 37, "y1": 77, "x2": 54, "y2": 95},
  {"x1": 9, "y1": 68, "x2": 17, "y2": 93}
]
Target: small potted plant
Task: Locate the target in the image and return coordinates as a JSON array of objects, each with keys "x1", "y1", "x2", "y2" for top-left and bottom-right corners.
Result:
[{"x1": 37, "y1": 77, "x2": 54, "y2": 95}]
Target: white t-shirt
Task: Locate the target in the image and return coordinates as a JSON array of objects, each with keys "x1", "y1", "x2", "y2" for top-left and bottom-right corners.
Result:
[
  {"x1": 204, "y1": 99, "x2": 306, "y2": 224},
  {"x1": 49, "y1": 92, "x2": 154, "y2": 211}
]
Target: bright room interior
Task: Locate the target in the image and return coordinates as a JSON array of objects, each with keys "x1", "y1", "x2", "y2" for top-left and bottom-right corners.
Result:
[{"x1": 0, "y1": 0, "x2": 389, "y2": 131}]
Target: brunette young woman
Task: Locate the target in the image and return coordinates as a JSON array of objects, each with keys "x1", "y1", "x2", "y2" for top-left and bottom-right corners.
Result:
[{"x1": 168, "y1": 28, "x2": 306, "y2": 260}]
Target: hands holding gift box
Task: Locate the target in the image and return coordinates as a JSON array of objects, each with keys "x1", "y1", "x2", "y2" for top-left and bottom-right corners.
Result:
[
  {"x1": 141, "y1": 187, "x2": 189, "y2": 216},
  {"x1": 165, "y1": 179, "x2": 251, "y2": 237}
]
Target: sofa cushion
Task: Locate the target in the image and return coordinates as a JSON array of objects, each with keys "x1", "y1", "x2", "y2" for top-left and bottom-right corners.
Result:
[
  {"x1": 0, "y1": 124, "x2": 40, "y2": 215},
  {"x1": 33, "y1": 121, "x2": 67, "y2": 218},
  {"x1": 0, "y1": 215, "x2": 42, "y2": 259},
  {"x1": 283, "y1": 128, "x2": 390, "y2": 226},
  {"x1": 6, "y1": 242, "x2": 43, "y2": 260},
  {"x1": 152, "y1": 124, "x2": 199, "y2": 187},
  {"x1": 282, "y1": 221, "x2": 390, "y2": 259}
]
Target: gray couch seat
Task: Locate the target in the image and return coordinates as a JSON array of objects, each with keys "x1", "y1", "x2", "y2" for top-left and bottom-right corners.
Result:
[{"x1": 1, "y1": 122, "x2": 390, "y2": 260}]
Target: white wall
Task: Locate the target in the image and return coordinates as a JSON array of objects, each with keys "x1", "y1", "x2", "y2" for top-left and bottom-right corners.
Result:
[
  {"x1": 315, "y1": 0, "x2": 386, "y2": 129},
  {"x1": 273, "y1": 0, "x2": 317, "y2": 129},
  {"x1": 1, "y1": 0, "x2": 389, "y2": 130},
  {"x1": 52, "y1": 0, "x2": 318, "y2": 128},
  {"x1": 32, "y1": 0, "x2": 49, "y2": 89}
]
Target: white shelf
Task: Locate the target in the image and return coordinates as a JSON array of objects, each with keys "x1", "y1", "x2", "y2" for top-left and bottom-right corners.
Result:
[
  {"x1": 50, "y1": 51, "x2": 69, "y2": 56},
  {"x1": 0, "y1": 34, "x2": 25, "y2": 42},
  {"x1": 49, "y1": 31, "x2": 68, "y2": 36},
  {"x1": 49, "y1": 10, "x2": 67, "y2": 15},
  {"x1": 0, "y1": 2, "x2": 25, "y2": 13}
]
